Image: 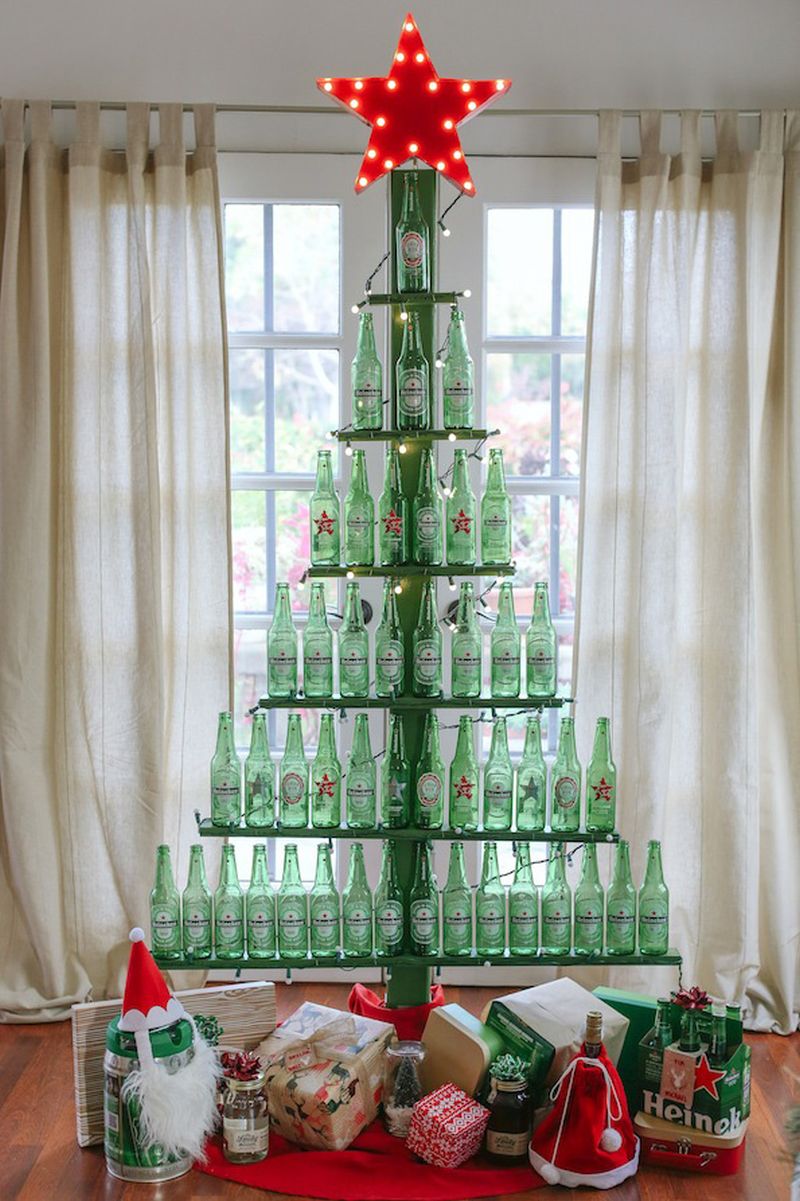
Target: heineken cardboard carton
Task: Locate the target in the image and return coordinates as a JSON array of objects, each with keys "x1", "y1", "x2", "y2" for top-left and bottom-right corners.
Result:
[
  {"x1": 482, "y1": 979, "x2": 629, "y2": 1102},
  {"x1": 594, "y1": 986, "x2": 658, "y2": 1112},
  {"x1": 638, "y1": 1001, "x2": 750, "y2": 1135}
]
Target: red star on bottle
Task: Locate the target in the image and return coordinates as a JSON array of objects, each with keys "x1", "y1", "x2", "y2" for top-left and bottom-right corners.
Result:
[
  {"x1": 317, "y1": 773, "x2": 336, "y2": 797},
  {"x1": 451, "y1": 509, "x2": 473, "y2": 535},
  {"x1": 383, "y1": 509, "x2": 403, "y2": 537},
  {"x1": 314, "y1": 510, "x2": 335, "y2": 536},
  {"x1": 454, "y1": 775, "x2": 474, "y2": 800},
  {"x1": 592, "y1": 776, "x2": 614, "y2": 802},
  {"x1": 693, "y1": 1053, "x2": 727, "y2": 1100},
  {"x1": 317, "y1": 13, "x2": 510, "y2": 194}
]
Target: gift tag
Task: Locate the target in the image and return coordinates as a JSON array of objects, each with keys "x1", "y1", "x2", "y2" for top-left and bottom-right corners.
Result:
[{"x1": 660, "y1": 1048, "x2": 697, "y2": 1106}]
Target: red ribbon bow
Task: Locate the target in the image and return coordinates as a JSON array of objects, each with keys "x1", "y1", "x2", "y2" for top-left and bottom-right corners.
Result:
[
  {"x1": 221, "y1": 1050, "x2": 262, "y2": 1080},
  {"x1": 671, "y1": 986, "x2": 711, "y2": 1011}
]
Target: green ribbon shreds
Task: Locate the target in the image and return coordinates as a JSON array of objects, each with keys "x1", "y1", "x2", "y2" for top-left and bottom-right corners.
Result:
[
  {"x1": 194, "y1": 1014, "x2": 224, "y2": 1047},
  {"x1": 489, "y1": 1053, "x2": 528, "y2": 1082}
]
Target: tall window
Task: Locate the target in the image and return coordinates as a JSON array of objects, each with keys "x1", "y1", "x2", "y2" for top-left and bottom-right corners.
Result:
[{"x1": 225, "y1": 200, "x2": 342, "y2": 878}]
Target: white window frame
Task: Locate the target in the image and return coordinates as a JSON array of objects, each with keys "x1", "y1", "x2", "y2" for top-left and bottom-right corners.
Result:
[{"x1": 218, "y1": 151, "x2": 596, "y2": 986}]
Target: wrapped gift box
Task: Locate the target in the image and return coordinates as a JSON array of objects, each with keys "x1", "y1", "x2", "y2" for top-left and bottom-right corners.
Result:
[
  {"x1": 482, "y1": 979, "x2": 629, "y2": 1100},
  {"x1": 407, "y1": 1083, "x2": 490, "y2": 1168},
  {"x1": 71, "y1": 980, "x2": 276, "y2": 1147},
  {"x1": 635, "y1": 1110, "x2": 748, "y2": 1175},
  {"x1": 421, "y1": 1004, "x2": 506, "y2": 1099},
  {"x1": 256, "y1": 1002, "x2": 395, "y2": 1151}
]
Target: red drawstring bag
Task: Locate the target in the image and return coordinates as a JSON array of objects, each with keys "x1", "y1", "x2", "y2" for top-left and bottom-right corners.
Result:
[{"x1": 348, "y1": 983, "x2": 446, "y2": 1041}]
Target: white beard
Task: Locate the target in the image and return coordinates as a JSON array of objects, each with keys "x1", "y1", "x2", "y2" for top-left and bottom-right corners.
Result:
[{"x1": 122, "y1": 1025, "x2": 221, "y2": 1162}]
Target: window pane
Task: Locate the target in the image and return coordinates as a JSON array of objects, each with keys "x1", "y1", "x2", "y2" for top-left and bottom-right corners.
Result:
[
  {"x1": 225, "y1": 204, "x2": 265, "y2": 332},
  {"x1": 230, "y1": 349, "x2": 266, "y2": 473},
  {"x1": 274, "y1": 349, "x2": 339, "y2": 474},
  {"x1": 486, "y1": 353, "x2": 550, "y2": 476},
  {"x1": 561, "y1": 208, "x2": 594, "y2": 336},
  {"x1": 233, "y1": 491, "x2": 266, "y2": 612},
  {"x1": 509, "y1": 495, "x2": 550, "y2": 609},
  {"x1": 559, "y1": 496, "x2": 580, "y2": 615},
  {"x1": 487, "y1": 209, "x2": 552, "y2": 337},
  {"x1": 234, "y1": 628, "x2": 267, "y2": 745},
  {"x1": 560, "y1": 354, "x2": 584, "y2": 477},
  {"x1": 274, "y1": 491, "x2": 311, "y2": 602},
  {"x1": 496, "y1": 840, "x2": 548, "y2": 886},
  {"x1": 558, "y1": 630, "x2": 574, "y2": 696},
  {"x1": 272, "y1": 708, "x2": 323, "y2": 752},
  {"x1": 273, "y1": 205, "x2": 340, "y2": 334}
]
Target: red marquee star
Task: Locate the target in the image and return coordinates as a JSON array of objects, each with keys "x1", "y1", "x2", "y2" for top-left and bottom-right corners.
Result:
[
  {"x1": 317, "y1": 12, "x2": 510, "y2": 194},
  {"x1": 693, "y1": 1053, "x2": 727, "y2": 1100}
]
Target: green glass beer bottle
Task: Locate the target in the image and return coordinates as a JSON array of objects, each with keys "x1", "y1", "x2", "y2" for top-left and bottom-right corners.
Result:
[
  {"x1": 268, "y1": 583, "x2": 298, "y2": 699},
  {"x1": 490, "y1": 581, "x2": 521, "y2": 698},
  {"x1": 352, "y1": 310, "x2": 383, "y2": 430},
  {"x1": 339, "y1": 581, "x2": 369, "y2": 698},
  {"x1": 210, "y1": 711, "x2": 242, "y2": 825},
  {"x1": 409, "y1": 841, "x2": 440, "y2": 956},
  {"x1": 481, "y1": 448, "x2": 512, "y2": 565},
  {"x1": 414, "y1": 712, "x2": 445, "y2": 829},
  {"x1": 586, "y1": 717, "x2": 616, "y2": 832},
  {"x1": 246, "y1": 844, "x2": 276, "y2": 959},
  {"x1": 396, "y1": 169, "x2": 430, "y2": 293},
  {"x1": 311, "y1": 712, "x2": 341, "y2": 828},
  {"x1": 277, "y1": 843, "x2": 308, "y2": 959},
  {"x1": 346, "y1": 713, "x2": 377, "y2": 829},
  {"x1": 442, "y1": 305, "x2": 474, "y2": 429},
  {"x1": 541, "y1": 849, "x2": 572, "y2": 955},
  {"x1": 551, "y1": 716, "x2": 581, "y2": 833},
  {"x1": 526, "y1": 581, "x2": 557, "y2": 697},
  {"x1": 708, "y1": 1003, "x2": 728, "y2": 1067},
  {"x1": 606, "y1": 840, "x2": 636, "y2": 956},
  {"x1": 442, "y1": 841, "x2": 473, "y2": 956},
  {"x1": 483, "y1": 717, "x2": 514, "y2": 831},
  {"x1": 509, "y1": 843, "x2": 538, "y2": 956},
  {"x1": 396, "y1": 312, "x2": 430, "y2": 430},
  {"x1": 412, "y1": 446, "x2": 444, "y2": 565},
  {"x1": 475, "y1": 842, "x2": 506, "y2": 957},
  {"x1": 279, "y1": 713, "x2": 308, "y2": 828},
  {"x1": 214, "y1": 845, "x2": 245, "y2": 960},
  {"x1": 310, "y1": 449, "x2": 340, "y2": 566},
  {"x1": 380, "y1": 714, "x2": 410, "y2": 828},
  {"x1": 446, "y1": 450, "x2": 477, "y2": 565},
  {"x1": 374, "y1": 840, "x2": 404, "y2": 957},
  {"x1": 244, "y1": 712, "x2": 274, "y2": 827},
  {"x1": 344, "y1": 450, "x2": 374, "y2": 567},
  {"x1": 375, "y1": 578, "x2": 405, "y2": 696},
  {"x1": 182, "y1": 844, "x2": 212, "y2": 960},
  {"x1": 412, "y1": 579, "x2": 443, "y2": 697},
  {"x1": 378, "y1": 449, "x2": 409, "y2": 566},
  {"x1": 643, "y1": 998, "x2": 676, "y2": 1051},
  {"x1": 574, "y1": 844, "x2": 605, "y2": 956},
  {"x1": 303, "y1": 582, "x2": 333, "y2": 699},
  {"x1": 451, "y1": 581, "x2": 482, "y2": 698},
  {"x1": 449, "y1": 715, "x2": 480, "y2": 831},
  {"x1": 516, "y1": 715, "x2": 547, "y2": 831},
  {"x1": 310, "y1": 843, "x2": 340, "y2": 958},
  {"x1": 679, "y1": 1009, "x2": 701, "y2": 1054},
  {"x1": 342, "y1": 842, "x2": 373, "y2": 958},
  {"x1": 150, "y1": 844, "x2": 181, "y2": 959},
  {"x1": 638, "y1": 840, "x2": 669, "y2": 955}
]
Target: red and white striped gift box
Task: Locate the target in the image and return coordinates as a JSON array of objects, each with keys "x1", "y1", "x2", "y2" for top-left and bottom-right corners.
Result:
[{"x1": 407, "y1": 1083, "x2": 490, "y2": 1168}]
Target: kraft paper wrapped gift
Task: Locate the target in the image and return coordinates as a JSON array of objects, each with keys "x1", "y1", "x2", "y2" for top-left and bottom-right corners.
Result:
[
  {"x1": 482, "y1": 978, "x2": 629, "y2": 1097},
  {"x1": 256, "y1": 1001, "x2": 395, "y2": 1151}
]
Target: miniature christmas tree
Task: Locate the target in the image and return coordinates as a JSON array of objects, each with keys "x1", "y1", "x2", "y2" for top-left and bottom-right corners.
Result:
[{"x1": 385, "y1": 1050, "x2": 423, "y2": 1138}]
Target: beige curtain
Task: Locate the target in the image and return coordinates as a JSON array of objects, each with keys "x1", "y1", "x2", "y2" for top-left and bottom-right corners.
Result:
[
  {"x1": 575, "y1": 110, "x2": 800, "y2": 1031},
  {"x1": 0, "y1": 101, "x2": 230, "y2": 1020}
]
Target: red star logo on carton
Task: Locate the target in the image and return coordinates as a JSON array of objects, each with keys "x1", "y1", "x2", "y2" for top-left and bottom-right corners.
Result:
[{"x1": 693, "y1": 1053, "x2": 727, "y2": 1100}]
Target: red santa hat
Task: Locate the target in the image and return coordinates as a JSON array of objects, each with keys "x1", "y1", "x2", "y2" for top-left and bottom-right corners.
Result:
[
  {"x1": 529, "y1": 1043, "x2": 639, "y2": 1189},
  {"x1": 119, "y1": 927, "x2": 188, "y2": 1064}
]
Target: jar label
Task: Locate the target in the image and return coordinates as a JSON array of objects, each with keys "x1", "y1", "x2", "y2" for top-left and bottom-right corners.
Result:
[
  {"x1": 223, "y1": 1117, "x2": 269, "y2": 1155},
  {"x1": 486, "y1": 1129, "x2": 529, "y2": 1156}
]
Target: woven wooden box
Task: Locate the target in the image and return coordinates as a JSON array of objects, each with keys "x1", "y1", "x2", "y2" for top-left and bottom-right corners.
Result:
[{"x1": 71, "y1": 980, "x2": 276, "y2": 1147}]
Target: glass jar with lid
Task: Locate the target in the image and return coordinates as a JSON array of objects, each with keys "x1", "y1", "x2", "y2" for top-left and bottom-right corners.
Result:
[
  {"x1": 485, "y1": 1056, "x2": 532, "y2": 1164},
  {"x1": 222, "y1": 1071, "x2": 269, "y2": 1163},
  {"x1": 383, "y1": 1040, "x2": 425, "y2": 1137}
]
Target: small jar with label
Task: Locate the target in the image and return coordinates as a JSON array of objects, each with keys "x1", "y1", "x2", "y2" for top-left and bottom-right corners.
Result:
[
  {"x1": 222, "y1": 1071, "x2": 269, "y2": 1164},
  {"x1": 485, "y1": 1070, "x2": 531, "y2": 1165}
]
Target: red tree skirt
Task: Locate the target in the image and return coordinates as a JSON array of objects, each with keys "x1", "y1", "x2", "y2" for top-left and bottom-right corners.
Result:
[
  {"x1": 348, "y1": 983, "x2": 446, "y2": 1041},
  {"x1": 197, "y1": 1120, "x2": 545, "y2": 1200}
]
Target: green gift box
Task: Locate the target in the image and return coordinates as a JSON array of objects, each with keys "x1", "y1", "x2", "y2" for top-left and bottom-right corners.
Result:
[{"x1": 593, "y1": 987, "x2": 658, "y2": 1112}]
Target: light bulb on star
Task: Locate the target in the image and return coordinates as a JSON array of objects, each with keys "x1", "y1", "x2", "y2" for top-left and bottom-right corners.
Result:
[{"x1": 316, "y1": 12, "x2": 511, "y2": 194}]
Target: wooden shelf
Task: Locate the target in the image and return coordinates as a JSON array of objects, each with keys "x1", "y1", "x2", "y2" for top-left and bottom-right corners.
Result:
[
  {"x1": 307, "y1": 563, "x2": 514, "y2": 578},
  {"x1": 197, "y1": 819, "x2": 618, "y2": 843},
  {"x1": 333, "y1": 428, "x2": 492, "y2": 443},
  {"x1": 253, "y1": 694, "x2": 571, "y2": 710},
  {"x1": 155, "y1": 948, "x2": 682, "y2": 971}
]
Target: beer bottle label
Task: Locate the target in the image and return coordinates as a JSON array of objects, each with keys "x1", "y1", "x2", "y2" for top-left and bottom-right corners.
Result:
[
  {"x1": 413, "y1": 640, "x2": 441, "y2": 686},
  {"x1": 541, "y1": 904, "x2": 570, "y2": 942},
  {"x1": 269, "y1": 650, "x2": 295, "y2": 685},
  {"x1": 398, "y1": 370, "x2": 426, "y2": 418},
  {"x1": 415, "y1": 506, "x2": 440, "y2": 544},
  {"x1": 346, "y1": 770, "x2": 375, "y2": 816},
  {"x1": 509, "y1": 898, "x2": 537, "y2": 942},
  {"x1": 339, "y1": 636, "x2": 369, "y2": 690},
  {"x1": 607, "y1": 904, "x2": 635, "y2": 944},
  {"x1": 376, "y1": 900, "x2": 403, "y2": 947},
  {"x1": 353, "y1": 383, "x2": 382, "y2": 412},
  {"x1": 553, "y1": 775, "x2": 579, "y2": 811},
  {"x1": 343, "y1": 904, "x2": 372, "y2": 947},
  {"x1": 417, "y1": 772, "x2": 443, "y2": 808},
  {"x1": 303, "y1": 640, "x2": 332, "y2": 688},
  {"x1": 184, "y1": 908, "x2": 211, "y2": 943},
  {"x1": 376, "y1": 640, "x2": 404, "y2": 685},
  {"x1": 247, "y1": 906, "x2": 275, "y2": 952},
  {"x1": 575, "y1": 904, "x2": 603, "y2": 948},
  {"x1": 492, "y1": 636, "x2": 519, "y2": 676},
  {"x1": 410, "y1": 899, "x2": 437, "y2": 947},
  {"x1": 346, "y1": 511, "x2": 372, "y2": 545},
  {"x1": 281, "y1": 771, "x2": 306, "y2": 807},
  {"x1": 444, "y1": 907, "x2": 471, "y2": 948},
  {"x1": 310, "y1": 899, "x2": 339, "y2": 949},
  {"x1": 279, "y1": 902, "x2": 306, "y2": 946},
  {"x1": 152, "y1": 908, "x2": 180, "y2": 948},
  {"x1": 476, "y1": 898, "x2": 505, "y2": 940},
  {"x1": 216, "y1": 904, "x2": 244, "y2": 945},
  {"x1": 401, "y1": 231, "x2": 424, "y2": 268}
]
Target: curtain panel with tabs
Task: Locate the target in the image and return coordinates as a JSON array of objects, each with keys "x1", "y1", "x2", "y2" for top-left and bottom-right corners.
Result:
[
  {"x1": 576, "y1": 110, "x2": 800, "y2": 1032},
  {"x1": 0, "y1": 101, "x2": 231, "y2": 1020}
]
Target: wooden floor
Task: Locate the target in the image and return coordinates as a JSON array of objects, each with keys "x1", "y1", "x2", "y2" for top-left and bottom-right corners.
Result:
[{"x1": 0, "y1": 982, "x2": 795, "y2": 1200}]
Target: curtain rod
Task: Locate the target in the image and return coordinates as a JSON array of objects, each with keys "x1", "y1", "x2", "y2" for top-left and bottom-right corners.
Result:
[{"x1": 42, "y1": 101, "x2": 764, "y2": 120}]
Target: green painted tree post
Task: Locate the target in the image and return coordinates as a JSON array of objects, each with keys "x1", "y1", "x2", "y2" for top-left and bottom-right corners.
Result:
[{"x1": 386, "y1": 166, "x2": 439, "y2": 1008}]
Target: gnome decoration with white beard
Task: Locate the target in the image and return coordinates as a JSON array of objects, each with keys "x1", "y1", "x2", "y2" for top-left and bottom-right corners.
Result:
[
  {"x1": 103, "y1": 928, "x2": 220, "y2": 1181},
  {"x1": 528, "y1": 1011, "x2": 639, "y2": 1190}
]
